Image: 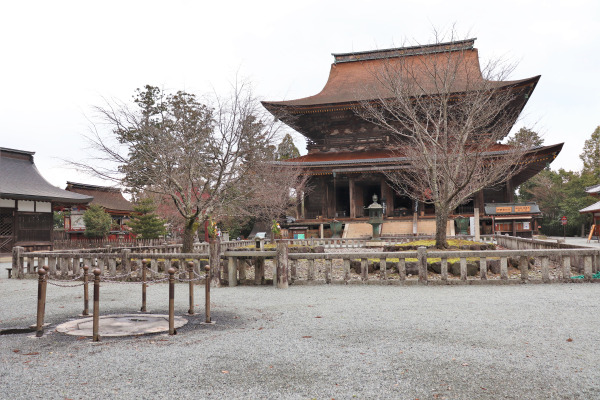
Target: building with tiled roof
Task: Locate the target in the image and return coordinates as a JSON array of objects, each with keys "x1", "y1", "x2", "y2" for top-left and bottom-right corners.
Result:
[
  {"x1": 262, "y1": 39, "x2": 562, "y2": 238},
  {"x1": 0, "y1": 148, "x2": 92, "y2": 252},
  {"x1": 64, "y1": 182, "x2": 134, "y2": 238}
]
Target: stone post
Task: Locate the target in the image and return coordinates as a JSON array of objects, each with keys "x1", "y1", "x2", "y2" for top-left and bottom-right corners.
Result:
[
  {"x1": 209, "y1": 238, "x2": 221, "y2": 287},
  {"x1": 417, "y1": 246, "x2": 427, "y2": 283},
  {"x1": 474, "y1": 207, "x2": 480, "y2": 242},
  {"x1": 228, "y1": 257, "x2": 237, "y2": 287},
  {"x1": 276, "y1": 242, "x2": 288, "y2": 289},
  {"x1": 12, "y1": 246, "x2": 24, "y2": 279}
]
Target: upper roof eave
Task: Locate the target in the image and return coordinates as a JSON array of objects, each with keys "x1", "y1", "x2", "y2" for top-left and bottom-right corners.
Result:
[{"x1": 262, "y1": 75, "x2": 540, "y2": 113}]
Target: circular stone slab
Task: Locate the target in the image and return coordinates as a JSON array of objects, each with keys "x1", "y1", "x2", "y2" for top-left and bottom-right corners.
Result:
[{"x1": 55, "y1": 314, "x2": 188, "y2": 337}]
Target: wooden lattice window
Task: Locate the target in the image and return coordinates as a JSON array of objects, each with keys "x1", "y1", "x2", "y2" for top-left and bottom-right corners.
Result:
[
  {"x1": 16, "y1": 213, "x2": 52, "y2": 243},
  {"x1": 0, "y1": 209, "x2": 14, "y2": 252}
]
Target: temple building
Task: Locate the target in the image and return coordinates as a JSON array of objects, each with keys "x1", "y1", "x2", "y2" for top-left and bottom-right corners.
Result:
[
  {"x1": 262, "y1": 39, "x2": 563, "y2": 237},
  {"x1": 0, "y1": 148, "x2": 92, "y2": 252},
  {"x1": 63, "y1": 182, "x2": 134, "y2": 240}
]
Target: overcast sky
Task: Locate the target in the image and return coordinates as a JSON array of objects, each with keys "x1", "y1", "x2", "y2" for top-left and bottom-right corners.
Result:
[{"x1": 1, "y1": 0, "x2": 598, "y2": 189}]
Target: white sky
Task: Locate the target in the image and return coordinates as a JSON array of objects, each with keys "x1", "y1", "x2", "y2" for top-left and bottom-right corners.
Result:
[{"x1": 1, "y1": 0, "x2": 599, "y2": 188}]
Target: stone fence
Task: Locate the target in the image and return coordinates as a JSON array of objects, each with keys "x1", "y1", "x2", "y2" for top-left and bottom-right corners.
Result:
[{"x1": 11, "y1": 235, "x2": 600, "y2": 285}]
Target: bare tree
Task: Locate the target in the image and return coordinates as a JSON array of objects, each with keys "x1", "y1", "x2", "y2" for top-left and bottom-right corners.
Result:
[
  {"x1": 73, "y1": 81, "x2": 281, "y2": 255},
  {"x1": 240, "y1": 160, "x2": 310, "y2": 241},
  {"x1": 358, "y1": 32, "x2": 533, "y2": 248}
]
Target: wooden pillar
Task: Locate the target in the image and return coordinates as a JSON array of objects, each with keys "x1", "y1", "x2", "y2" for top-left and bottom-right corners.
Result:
[
  {"x1": 381, "y1": 178, "x2": 393, "y2": 217},
  {"x1": 349, "y1": 178, "x2": 356, "y2": 219},
  {"x1": 321, "y1": 177, "x2": 327, "y2": 218},
  {"x1": 412, "y1": 199, "x2": 418, "y2": 235},
  {"x1": 333, "y1": 172, "x2": 337, "y2": 218},
  {"x1": 506, "y1": 180, "x2": 514, "y2": 203},
  {"x1": 475, "y1": 190, "x2": 484, "y2": 210}
]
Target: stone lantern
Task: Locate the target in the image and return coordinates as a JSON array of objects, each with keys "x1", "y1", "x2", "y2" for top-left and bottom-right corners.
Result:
[{"x1": 366, "y1": 194, "x2": 383, "y2": 240}]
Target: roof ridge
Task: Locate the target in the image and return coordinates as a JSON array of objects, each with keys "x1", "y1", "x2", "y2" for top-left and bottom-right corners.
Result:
[{"x1": 332, "y1": 38, "x2": 476, "y2": 64}]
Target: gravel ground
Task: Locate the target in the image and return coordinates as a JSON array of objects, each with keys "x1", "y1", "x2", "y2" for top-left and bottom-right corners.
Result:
[{"x1": 1, "y1": 277, "x2": 600, "y2": 400}]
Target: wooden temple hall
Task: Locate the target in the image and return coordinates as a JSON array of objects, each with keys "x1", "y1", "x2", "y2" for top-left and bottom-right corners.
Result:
[
  {"x1": 262, "y1": 39, "x2": 563, "y2": 237},
  {"x1": 0, "y1": 148, "x2": 93, "y2": 252}
]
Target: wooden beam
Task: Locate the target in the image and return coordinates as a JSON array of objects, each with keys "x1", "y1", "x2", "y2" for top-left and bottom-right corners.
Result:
[{"x1": 349, "y1": 178, "x2": 355, "y2": 218}]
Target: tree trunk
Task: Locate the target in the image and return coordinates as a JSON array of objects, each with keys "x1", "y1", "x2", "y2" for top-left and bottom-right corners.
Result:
[
  {"x1": 435, "y1": 208, "x2": 449, "y2": 249},
  {"x1": 182, "y1": 218, "x2": 195, "y2": 253}
]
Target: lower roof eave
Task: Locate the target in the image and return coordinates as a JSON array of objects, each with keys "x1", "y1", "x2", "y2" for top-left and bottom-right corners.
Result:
[{"x1": 1, "y1": 193, "x2": 93, "y2": 204}]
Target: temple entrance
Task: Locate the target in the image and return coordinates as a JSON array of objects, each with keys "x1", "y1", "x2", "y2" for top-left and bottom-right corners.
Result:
[
  {"x1": 334, "y1": 184, "x2": 350, "y2": 218},
  {"x1": 392, "y1": 193, "x2": 412, "y2": 217}
]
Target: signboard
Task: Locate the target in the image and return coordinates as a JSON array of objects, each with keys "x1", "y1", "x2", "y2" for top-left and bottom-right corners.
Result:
[
  {"x1": 561, "y1": 216, "x2": 567, "y2": 226},
  {"x1": 515, "y1": 206, "x2": 531, "y2": 213},
  {"x1": 71, "y1": 214, "x2": 85, "y2": 230},
  {"x1": 495, "y1": 207, "x2": 512, "y2": 213}
]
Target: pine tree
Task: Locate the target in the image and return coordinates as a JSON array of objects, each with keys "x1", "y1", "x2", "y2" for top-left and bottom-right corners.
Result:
[
  {"x1": 83, "y1": 204, "x2": 112, "y2": 238},
  {"x1": 276, "y1": 133, "x2": 300, "y2": 160},
  {"x1": 128, "y1": 198, "x2": 167, "y2": 239},
  {"x1": 506, "y1": 127, "x2": 544, "y2": 147}
]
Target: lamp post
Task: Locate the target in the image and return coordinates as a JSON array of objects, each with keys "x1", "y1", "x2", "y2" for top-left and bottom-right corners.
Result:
[{"x1": 367, "y1": 194, "x2": 383, "y2": 241}]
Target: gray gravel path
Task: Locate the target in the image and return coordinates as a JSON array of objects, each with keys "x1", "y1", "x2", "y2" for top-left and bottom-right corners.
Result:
[{"x1": 1, "y1": 277, "x2": 599, "y2": 399}]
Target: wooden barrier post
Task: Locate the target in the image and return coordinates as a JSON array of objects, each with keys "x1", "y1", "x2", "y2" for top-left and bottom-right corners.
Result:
[
  {"x1": 276, "y1": 242, "x2": 289, "y2": 289},
  {"x1": 417, "y1": 246, "x2": 427, "y2": 284},
  {"x1": 93, "y1": 268, "x2": 101, "y2": 342},
  {"x1": 140, "y1": 260, "x2": 147, "y2": 312},
  {"x1": 205, "y1": 266, "x2": 211, "y2": 323},
  {"x1": 35, "y1": 267, "x2": 47, "y2": 337},
  {"x1": 187, "y1": 261, "x2": 194, "y2": 315},
  {"x1": 82, "y1": 265, "x2": 90, "y2": 316},
  {"x1": 168, "y1": 268, "x2": 176, "y2": 335}
]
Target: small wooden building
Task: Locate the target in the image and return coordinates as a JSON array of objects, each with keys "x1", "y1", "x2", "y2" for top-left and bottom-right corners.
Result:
[
  {"x1": 579, "y1": 184, "x2": 600, "y2": 239},
  {"x1": 64, "y1": 182, "x2": 134, "y2": 240},
  {"x1": 0, "y1": 148, "x2": 92, "y2": 252},
  {"x1": 484, "y1": 202, "x2": 542, "y2": 238}
]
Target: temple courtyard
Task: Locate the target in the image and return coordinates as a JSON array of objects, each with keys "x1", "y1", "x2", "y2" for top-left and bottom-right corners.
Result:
[{"x1": 1, "y1": 277, "x2": 599, "y2": 399}]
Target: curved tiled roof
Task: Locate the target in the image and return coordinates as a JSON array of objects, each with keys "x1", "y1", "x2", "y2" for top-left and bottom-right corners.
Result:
[
  {"x1": 0, "y1": 148, "x2": 93, "y2": 204},
  {"x1": 66, "y1": 182, "x2": 133, "y2": 212},
  {"x1": 262, "y1": 39, "x2": 540, "y2": 111}
]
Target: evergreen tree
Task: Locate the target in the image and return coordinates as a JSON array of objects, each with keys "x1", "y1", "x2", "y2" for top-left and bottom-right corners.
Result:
[
  {"x1": 276, "y1": 133, "x2": 300, "y2": 160},
  {"x1": 83, "y1": 204, "x2": 112, "y2": 238},
  {"x1": 580, "y1": 126, "x2": 600, "y2": 175},
  {"x1": 506, "y1": 127, "x2": 544, "y2": 147},
  {"x1": 128, "y1": 198, "x2": 167, "y2": 239}
]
